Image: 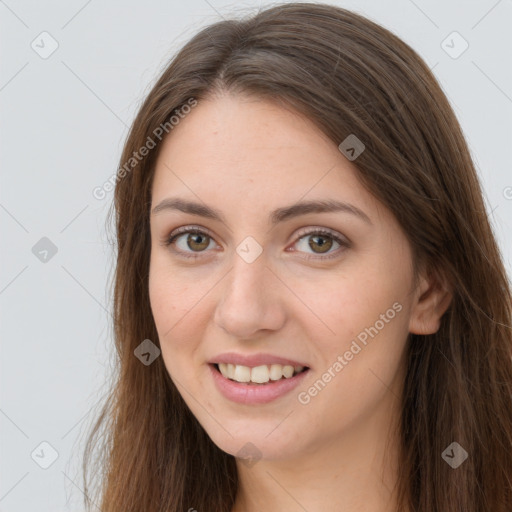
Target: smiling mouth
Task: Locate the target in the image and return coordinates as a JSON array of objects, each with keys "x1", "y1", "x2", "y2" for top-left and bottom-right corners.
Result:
[{"x1": 212, "y1": 362, "x2": 309, "y2": 385}]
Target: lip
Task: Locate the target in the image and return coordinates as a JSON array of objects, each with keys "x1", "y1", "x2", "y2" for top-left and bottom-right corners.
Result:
[
  {"x1": 209, "y1": 352, "x2": 309, "y2": 368},
  {"x1": 208, "y1": 363, "x2": 310, "y2": 404}
]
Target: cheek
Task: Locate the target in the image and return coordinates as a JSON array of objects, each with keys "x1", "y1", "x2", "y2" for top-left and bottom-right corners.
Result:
[
  {"x1": 289, "y1": 265, "x2": 405, "y2": 345},
  {"x1": 296, "y1": 310, "x2": 408, "y2": 442},
  {"x1": 148, "y1": 258, "x2": 196, "y2": 357},
  {"x1": 148, "y1": 255, "x2": 219, "y2": 380},
  {"x1": 295, "y1": 261, "x2": 411, "y2": 391},
  {"x1": 305, "y1": 280, "x2": 410, "y2": 416},
  {"x1": 148, "y1": 252, "x2": 200, "y2": 334},
  {"x1": 149, "y1": 277, "x2": 180, "y2": 334}
]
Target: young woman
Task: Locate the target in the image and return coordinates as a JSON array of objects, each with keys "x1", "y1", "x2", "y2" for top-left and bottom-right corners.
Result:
[{"x1": 83, "y1": 3, "x2": 512, "y2": 511}]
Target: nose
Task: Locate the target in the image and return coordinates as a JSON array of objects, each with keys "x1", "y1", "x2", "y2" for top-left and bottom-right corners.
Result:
[{"x1": 213, "y1": 253, "x2": 286, "y2": 339}]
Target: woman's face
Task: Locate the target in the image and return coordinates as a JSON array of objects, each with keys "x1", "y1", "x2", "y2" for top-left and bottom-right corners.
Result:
[{"x1": 148, "y1": 93, "x2": 436, "y2": 462}]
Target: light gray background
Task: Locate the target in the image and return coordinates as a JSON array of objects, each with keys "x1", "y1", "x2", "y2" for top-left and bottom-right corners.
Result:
[{"x1": 1, "y1": 0, "x2": 511, "y2": 510}]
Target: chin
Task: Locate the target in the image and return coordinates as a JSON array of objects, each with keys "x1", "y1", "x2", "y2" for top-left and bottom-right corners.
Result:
[{"x1": 196, "y1": 412, "x2": 308, "y2": 463}]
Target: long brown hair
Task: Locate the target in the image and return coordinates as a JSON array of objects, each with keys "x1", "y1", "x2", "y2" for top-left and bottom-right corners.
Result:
[{"x1": 82, "y1": 3, "x2": 512, "y2": 510}]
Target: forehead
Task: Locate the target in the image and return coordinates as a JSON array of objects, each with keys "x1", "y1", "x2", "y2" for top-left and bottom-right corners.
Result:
[{"x1": 151, "y1": 94, "x2": 368, "y2": 206}]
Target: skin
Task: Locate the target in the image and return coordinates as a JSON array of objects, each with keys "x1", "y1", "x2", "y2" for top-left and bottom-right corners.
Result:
[{"x1": 148, "y1": 92, "x2": 452, "y2": 512}]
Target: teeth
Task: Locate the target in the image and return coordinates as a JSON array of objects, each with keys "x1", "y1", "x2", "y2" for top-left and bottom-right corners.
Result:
[
  {"x1": 269, "y1": 364, "x2": 283, "y2": 381},
  {"x1": 217, "y1": 363, "x2": 306, "y2": 384},
  {"x1": 282, "y1": 365, "x2": 294, "y2": 378},
  {"x1": 233, "y1": 364, "x2": 251, "y2": 382},
  {"x1": 251, "y1": 365, "x2": 269, "y2": 383}
]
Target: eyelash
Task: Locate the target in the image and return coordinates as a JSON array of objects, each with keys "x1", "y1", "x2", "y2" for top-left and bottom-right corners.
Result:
[{"x1": 161, "y1": 225, "x2": 350, "y2": 261}]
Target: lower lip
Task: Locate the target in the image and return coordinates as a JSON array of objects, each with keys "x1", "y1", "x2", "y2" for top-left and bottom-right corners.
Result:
[{"x1": 208, "y1": 363, "x2": 310, "y2": 404}]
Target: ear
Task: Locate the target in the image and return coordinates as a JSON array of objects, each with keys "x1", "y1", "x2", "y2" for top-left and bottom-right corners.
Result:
[{"x1": 409, "y1": 267, "x2": 452, "y2": 335}]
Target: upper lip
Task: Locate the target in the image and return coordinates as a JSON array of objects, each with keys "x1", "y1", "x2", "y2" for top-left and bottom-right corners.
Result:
[{"x1": 209, "y1": 352, "x2": 309, "y2": 368}]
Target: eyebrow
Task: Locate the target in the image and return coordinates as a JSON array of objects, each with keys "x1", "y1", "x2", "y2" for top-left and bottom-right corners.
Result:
[{"x1": 151, "y1": 197, "x2": 372, "y2": 226}]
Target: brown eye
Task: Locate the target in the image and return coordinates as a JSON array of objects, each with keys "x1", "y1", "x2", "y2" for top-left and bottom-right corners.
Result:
[
  {"x1": 185, "y1": 232, "x2": 211, "y2": 252},
  {"x1": 308, "y1": 234, "x2": 333, "y2": 253},
  {"x1": 164, "y1": 227, "x2": 217, "y2": 259},
  {"x1": 292, "y1": 228, "x2": 349, "y2": 260}
]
